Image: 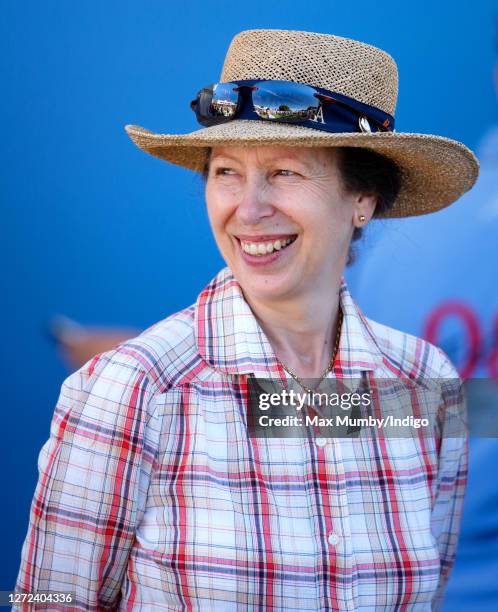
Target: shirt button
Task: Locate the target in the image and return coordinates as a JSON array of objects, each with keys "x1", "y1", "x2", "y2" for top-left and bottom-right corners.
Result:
[
  {"x1": 328, "y1": 532, "x2": 340, "y2": 546},
  {"x1": 315, "y1": 437, "x2": 327, "y2": 447}
]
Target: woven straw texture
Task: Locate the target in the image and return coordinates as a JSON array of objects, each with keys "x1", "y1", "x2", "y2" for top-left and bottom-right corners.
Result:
[
  {"x1": 221, "y1": 29, "x2": 398, "y2": 116},
  {"x1": 125, "y1": 29, "x2": 479, "y2": 218}
]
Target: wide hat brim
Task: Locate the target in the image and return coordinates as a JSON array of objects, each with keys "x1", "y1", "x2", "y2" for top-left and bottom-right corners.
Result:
[{"x1": 125, "y1": 120, "x2": 479, "y2": 219}]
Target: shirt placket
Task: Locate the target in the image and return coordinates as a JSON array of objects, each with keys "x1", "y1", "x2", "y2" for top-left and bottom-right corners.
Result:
[
  {"x1": 276, "y1": 374, "x2": 355, "y2": 610},
  {"x1": 310, "y1": 418, "x2": 356, "y2": 611}
]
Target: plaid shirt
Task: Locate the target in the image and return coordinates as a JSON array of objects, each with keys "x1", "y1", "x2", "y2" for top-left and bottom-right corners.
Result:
[{"x1": 14, "y1": 267, "x2": 467, "y2": 611}]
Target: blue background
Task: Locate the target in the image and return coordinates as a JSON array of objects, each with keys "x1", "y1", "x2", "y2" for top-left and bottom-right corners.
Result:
[{"x1": 2, "y1": 0, "x2": 497, "y2": 604}]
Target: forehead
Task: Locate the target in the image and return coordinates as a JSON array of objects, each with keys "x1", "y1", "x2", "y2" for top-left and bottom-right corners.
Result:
[{"x1": 210, "y1": 146, "x2": 336, "y2": 167}]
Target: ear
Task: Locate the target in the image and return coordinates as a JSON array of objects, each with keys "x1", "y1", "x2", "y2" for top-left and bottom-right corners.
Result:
[{"x1": 352, "y1": 193, "x2": 377, "y2": 228}]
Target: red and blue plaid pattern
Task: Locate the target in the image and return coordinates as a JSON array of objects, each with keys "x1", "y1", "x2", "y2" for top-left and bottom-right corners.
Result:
[{"x1": 15, "y1": 267, "x2": 467, "y2": 610}]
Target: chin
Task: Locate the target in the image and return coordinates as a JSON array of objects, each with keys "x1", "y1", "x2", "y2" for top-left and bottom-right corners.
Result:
[{"x1": 235, "y1": 270, "x2": 297, "y2": 303}]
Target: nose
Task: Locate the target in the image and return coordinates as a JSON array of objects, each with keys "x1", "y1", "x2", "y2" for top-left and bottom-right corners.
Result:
[{"x1": 235, "y1": 172, "x2": 275, "y2": 226}]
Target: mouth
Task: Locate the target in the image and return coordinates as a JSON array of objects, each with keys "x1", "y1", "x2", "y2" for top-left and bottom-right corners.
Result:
[
  {"x1": 237, "y1": 235, "x2": 298, "y2": 256},
  {"x1": 234, "y1": 234, "x2": 299, "y2": 266}
]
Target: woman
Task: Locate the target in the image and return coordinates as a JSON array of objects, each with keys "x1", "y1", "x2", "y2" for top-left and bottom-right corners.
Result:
[{"x1": 15, "y1": 29, "x2": 477, "y2": 611}]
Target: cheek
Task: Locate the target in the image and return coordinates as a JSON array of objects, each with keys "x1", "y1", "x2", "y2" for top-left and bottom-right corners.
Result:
[
  {"x1": 206, "y1": 188, "x2": 231, "y2": 232},
  {"x1": 306, "y1": 204, "x2": 352, "y2": 255},
  {"x1": 205, "y1": 192, "x2": 239, "y2": 257},
  {"x1": 324, "y1": 192, "x2": 354, "y2": 234}
]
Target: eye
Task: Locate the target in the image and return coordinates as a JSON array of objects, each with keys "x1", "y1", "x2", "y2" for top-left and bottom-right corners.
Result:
[
  {"x1": 274, "y1": 169, "x2": 297, "y2": 177},
  {"x1": 214, "y1": 167, "x2": 236, "y2": 176}
]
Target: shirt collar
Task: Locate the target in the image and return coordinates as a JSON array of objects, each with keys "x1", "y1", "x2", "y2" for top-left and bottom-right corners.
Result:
[{"x1": 194, "y1": 267, "x2": 383, "y2": 378}]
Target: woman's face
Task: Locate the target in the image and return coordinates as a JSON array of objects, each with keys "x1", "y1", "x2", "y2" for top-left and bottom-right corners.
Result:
[{"x1": 205, "y1": 146, "x2": 370, "y2": 304}]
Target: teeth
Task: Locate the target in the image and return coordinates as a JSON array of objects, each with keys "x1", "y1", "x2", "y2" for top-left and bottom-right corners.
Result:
[{"x1": 240, "y1": 236, "x2": 295, "y2": 256}]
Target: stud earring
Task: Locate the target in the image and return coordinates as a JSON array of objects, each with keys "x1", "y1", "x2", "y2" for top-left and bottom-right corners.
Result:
[{"x1": 358, "y1": 214, "x2": 366, "y2": 223}]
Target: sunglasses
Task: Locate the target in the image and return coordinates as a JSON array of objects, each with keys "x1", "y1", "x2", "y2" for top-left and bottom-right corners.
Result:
[{"x1": 190, "y1": 79, "x2": 394, "y2": 134}]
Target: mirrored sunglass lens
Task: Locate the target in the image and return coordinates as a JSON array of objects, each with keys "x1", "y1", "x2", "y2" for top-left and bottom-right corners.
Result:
[
  {"x1": 252, "y1": 81, "x2": 319, "y2": 122},
  {"x1": 197, "y1": 83, "x2": 239, "y2": 125}
]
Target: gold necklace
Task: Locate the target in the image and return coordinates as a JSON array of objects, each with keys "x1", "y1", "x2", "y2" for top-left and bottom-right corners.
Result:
[{"x1": 279, "y1": 308, "x2": 343, "y2": 394}]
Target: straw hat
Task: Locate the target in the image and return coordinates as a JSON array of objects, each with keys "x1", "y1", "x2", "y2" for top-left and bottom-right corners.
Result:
[{"x1": 125, "y1": 29, "x2": 479, "y2": 218}]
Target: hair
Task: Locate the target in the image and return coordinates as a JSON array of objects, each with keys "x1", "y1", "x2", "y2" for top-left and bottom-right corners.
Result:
[
  {"x1": 334, "y1": 147, "x2": 402, "y2": 265},
  {"x1": 202, "y1": 146, "x2": 402, "y2": 266}
]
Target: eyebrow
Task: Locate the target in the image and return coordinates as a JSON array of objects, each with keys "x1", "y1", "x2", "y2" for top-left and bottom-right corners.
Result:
[
  {"x1": 210, "y1": 153, "x2": 313, "y2": 169},
  {"x1": 209, "y1": 153, "x2": 241, "y2": 164}
]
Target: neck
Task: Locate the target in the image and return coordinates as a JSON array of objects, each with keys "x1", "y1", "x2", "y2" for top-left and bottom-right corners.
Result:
[{"x1": 243, "y1": 277, "x2": 343, "y2": 379}]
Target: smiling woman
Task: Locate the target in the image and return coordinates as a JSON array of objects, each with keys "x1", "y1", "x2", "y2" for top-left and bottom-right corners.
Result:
[
  {"x1": 15, "y1": 28, "x2": 476, "y2": 611},
  {"x1": 203, "y1": 145, "x2": 402, "y2": 266},
  {"x1": 203, "y1": 146, "x2": 381, "y2": 375}
]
